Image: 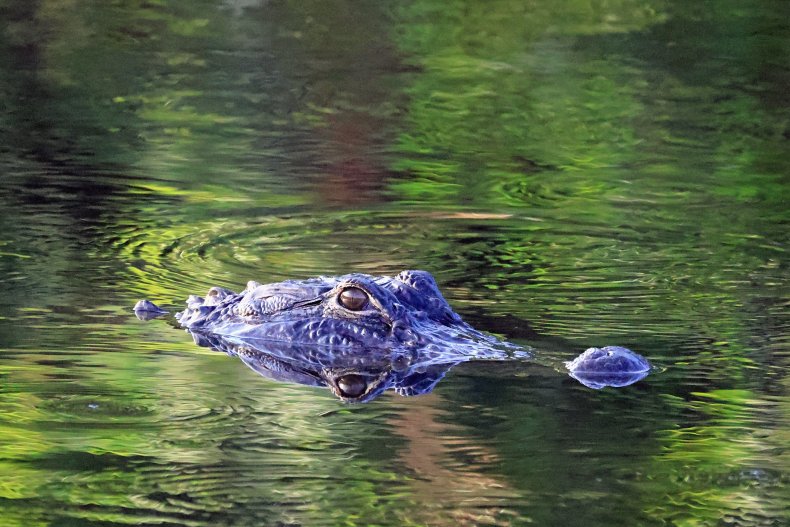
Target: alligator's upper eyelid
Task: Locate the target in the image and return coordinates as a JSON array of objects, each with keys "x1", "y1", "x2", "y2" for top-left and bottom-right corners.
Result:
[
  {"x1": 337, "y1": 280, "x2": 364, "y2": 289},
  {"x1": 336, "y1": 280, "x2": 378, "y2": 294}
]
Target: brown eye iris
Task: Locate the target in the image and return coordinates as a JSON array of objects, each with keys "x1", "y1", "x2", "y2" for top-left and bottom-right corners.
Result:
[{"x1": 339, "y1": 287, "x2": 368, "y2": 311}]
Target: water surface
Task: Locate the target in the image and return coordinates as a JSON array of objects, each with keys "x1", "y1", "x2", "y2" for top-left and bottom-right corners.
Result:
[{"x1": 0, "y1": 1, "x2": 788, "y2": 525}]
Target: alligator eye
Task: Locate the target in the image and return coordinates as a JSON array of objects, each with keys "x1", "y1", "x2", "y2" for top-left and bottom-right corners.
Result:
[
  {"x1": 339, "y1": 287, "x2": 368, "y2": 311},
  {"x1": 336, "y1": 374, "x2": 367, "y2": 398}
]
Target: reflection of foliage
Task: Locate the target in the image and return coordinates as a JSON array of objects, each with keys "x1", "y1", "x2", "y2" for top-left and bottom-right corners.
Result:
[
  {"x1": 384, "y1": 3, "x2": 790, "y2": 524},
  {"x1": 392, "y1": 0, "x2": 664, "y2": 198},
  {"x1": 387, "y1": 0, "x2": 789, "y2": 367},
  {"x1": 0, "y1": 339, "x2": 427, "y2": 525},
  {"x1": 0, "y1": 0, "x2": 788, "y2": 525},
  {"x1": 641, "y1": 387, "x2": 790, "y2": 526}
]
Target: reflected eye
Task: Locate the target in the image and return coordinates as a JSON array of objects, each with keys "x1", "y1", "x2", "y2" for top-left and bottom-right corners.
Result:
[
  {"x1": 339, "y1": 287, "x2": 368, "y2": 311},
  {"x1": 336, "y1": 374, "x2": 367, "y2": 398}
]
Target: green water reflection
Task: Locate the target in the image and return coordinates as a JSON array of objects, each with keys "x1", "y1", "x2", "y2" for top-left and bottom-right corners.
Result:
[{"x1": 0, "y1": 0, "x2": 788, "y2": 525}]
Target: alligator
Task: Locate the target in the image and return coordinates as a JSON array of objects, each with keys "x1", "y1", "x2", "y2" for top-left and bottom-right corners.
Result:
[{"x1": 135, "y1": 270, "x2": 650, "y2": 402}]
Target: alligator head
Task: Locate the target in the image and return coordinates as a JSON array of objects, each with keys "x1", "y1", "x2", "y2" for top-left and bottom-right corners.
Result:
[
  {"x1": 175, "y1": 270, "x2": 502, "y2": 353},
  {"x1": 135, "y1": 269, "x2": 651, "y2": 401}
]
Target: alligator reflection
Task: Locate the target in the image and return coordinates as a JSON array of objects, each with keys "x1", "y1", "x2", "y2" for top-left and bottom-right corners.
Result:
[
  {"x1": 188, "y1": 332, "x2": 464, "y2": 403},
  {"x1": 185, "y1": 332, "x2": 650, "y2": 402}
]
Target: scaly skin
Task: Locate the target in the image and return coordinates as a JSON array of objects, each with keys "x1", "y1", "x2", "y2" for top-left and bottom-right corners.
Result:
[
  {"x1": 175, "y1": 270, "x2": 496, "y2": 350},
  {"x1": 136, "y1": 270, "x2": 651, "y2": 401}
]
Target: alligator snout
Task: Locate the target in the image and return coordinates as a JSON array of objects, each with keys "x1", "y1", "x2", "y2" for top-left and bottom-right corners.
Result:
[{"x1": 565, "y1": 346, "x2": 651, "y2": 389}]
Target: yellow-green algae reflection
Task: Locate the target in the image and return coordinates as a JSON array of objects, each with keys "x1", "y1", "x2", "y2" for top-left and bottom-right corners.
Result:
[{"x1": 0, "y1": 0, "x2": 788, "y2": 525}]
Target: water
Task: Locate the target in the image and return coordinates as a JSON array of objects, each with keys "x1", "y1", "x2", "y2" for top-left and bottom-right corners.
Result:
[{"x1": 0, "y1": 1, "x2": 788, "y2": 525}]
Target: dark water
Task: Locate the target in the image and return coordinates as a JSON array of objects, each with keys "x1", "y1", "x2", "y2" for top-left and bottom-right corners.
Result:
[{"x1": 1, "y1": 1, "x2": 788, "y2": 525}]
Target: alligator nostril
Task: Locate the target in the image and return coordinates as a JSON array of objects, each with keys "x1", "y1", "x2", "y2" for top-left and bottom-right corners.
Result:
[{"x1": 336, "y1": 374, "x2": 367, "y2": 398}]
